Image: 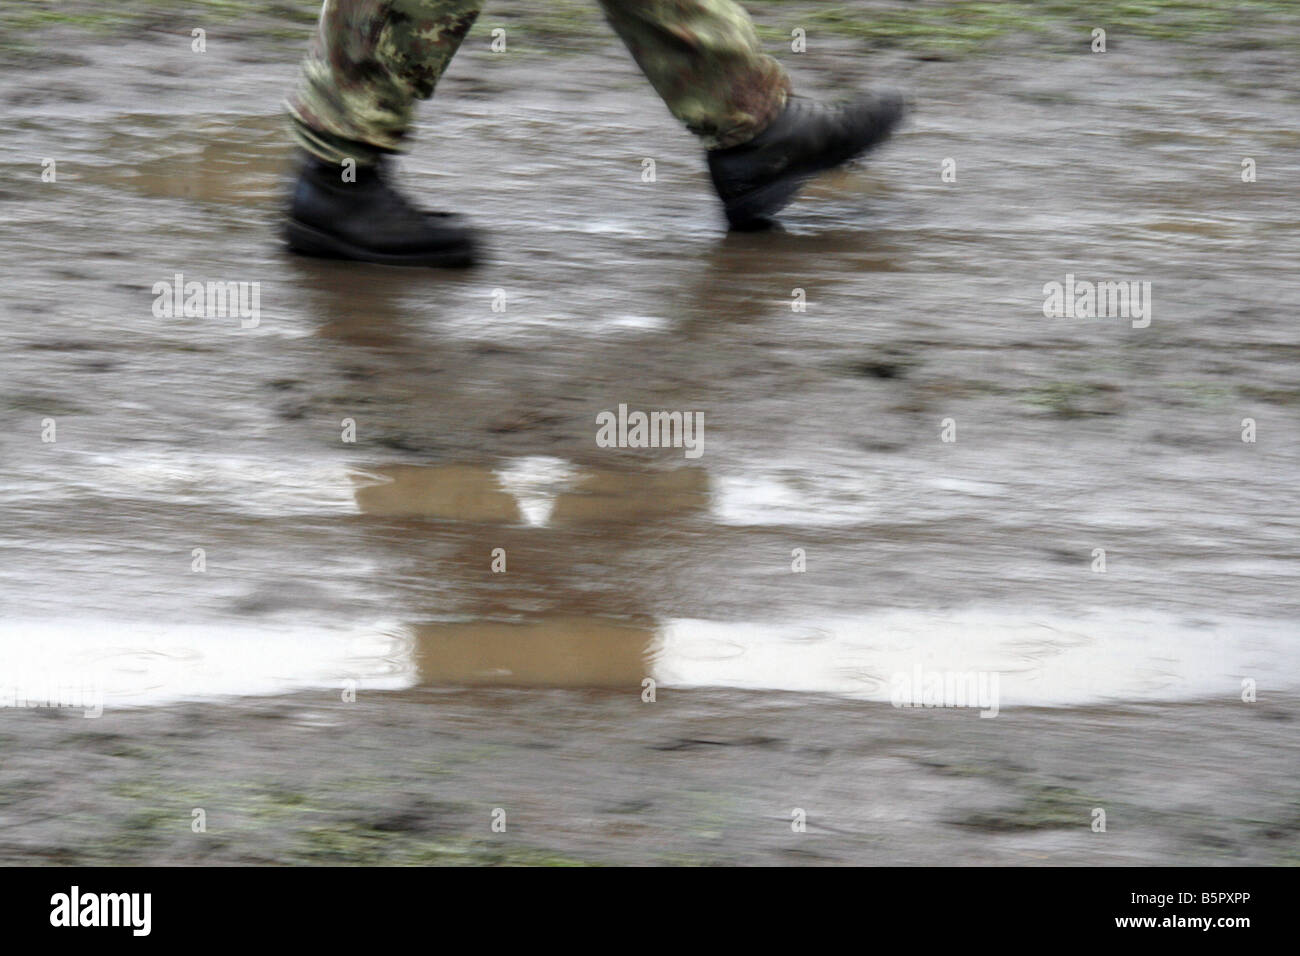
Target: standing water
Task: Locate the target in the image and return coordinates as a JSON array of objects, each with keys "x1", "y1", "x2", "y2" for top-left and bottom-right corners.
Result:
[{"x1": 3, "y1": 14, "x2": 1299, "y2": 715}]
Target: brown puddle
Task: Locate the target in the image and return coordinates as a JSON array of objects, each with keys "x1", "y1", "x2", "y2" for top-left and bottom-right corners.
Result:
[
  {"x1": 550, "y1": 467, "x2": 709, "y2": 525},
  {"x1": 412, "y1": 616, "x2": 654, "y2": 688},
  {"x1": 83, "y1": 114, "x2": 291, "y2": 205},
  {"x1": 353, "y1": 465, "x2": 522, "y2": 522},
  {"x1": 352, "y1": 461, "x2": 709, "y2": 525},
  {"x1": 356, "y1": 461, "x2": 704, "y2": 688}
]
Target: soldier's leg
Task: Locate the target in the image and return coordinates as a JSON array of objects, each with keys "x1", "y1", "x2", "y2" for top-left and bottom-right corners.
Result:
[
  {"x1": 283, "y1": 0, "x2": 483, "y2": 265},
  {"x1": 598, "y1": 0, "x2": 904, "y2": 228},
  {"x1": 288, "y1": 0, "x2": 484, "y2": 165},
  {"x1": 596, "y1": 0, "x2": 791, "y2": 150}
]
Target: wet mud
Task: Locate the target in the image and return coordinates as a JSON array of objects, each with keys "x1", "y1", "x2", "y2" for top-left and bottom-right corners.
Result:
[{"x1": 2, "y1": 4, "x2": 1299, "y2": 864}]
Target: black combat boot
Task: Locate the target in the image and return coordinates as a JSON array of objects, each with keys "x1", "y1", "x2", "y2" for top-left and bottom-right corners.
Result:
[
  {"x1": 707, "y1": 91, "x2": 906, "y2": 230},
  {"x1": 285, "y1": 153, "x2": 478, "y2": 267}
]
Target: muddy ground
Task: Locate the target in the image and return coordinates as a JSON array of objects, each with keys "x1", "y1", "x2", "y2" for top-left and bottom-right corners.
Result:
[
  {"x1": 2, "y1": 689, "x2": 1297, "y2": 866},
  {"x1": 2, "y1": 2, "x2": 1299, "y2": 865}
]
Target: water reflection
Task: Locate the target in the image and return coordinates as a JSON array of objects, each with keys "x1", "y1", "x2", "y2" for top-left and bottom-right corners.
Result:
[
  {"x1": 343, "y1": 456, "x2": 1299, "y2": 703},
  {"x1": 351, "y1": 459, "x2": 703, "y2": 690},
  {"x1": 354, "y1": 464, "x2": 523, "y2": 522},
  {"x1": 413, "y1": 617, "x2": 653, "y2": 689}
]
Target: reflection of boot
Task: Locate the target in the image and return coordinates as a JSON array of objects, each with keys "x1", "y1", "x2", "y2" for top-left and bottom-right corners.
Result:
[
  {"x1": 707, "y1": 92, "x2": 906, "y2": 230},
  {"x1": 285, "y1": 152, "x2": 478, "y2": 267}
]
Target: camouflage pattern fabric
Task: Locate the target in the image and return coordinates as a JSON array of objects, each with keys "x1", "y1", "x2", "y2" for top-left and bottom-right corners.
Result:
[
  {"x1": 288, "y1": 0, "x2": 791, "y2": 164},
  {"x1": 596, "y1": 0, "x2": 790, "y2": 148}
]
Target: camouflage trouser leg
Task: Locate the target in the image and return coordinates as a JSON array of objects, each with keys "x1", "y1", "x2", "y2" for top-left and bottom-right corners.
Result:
[
  {"x1": 288, "y1": 0, "x2": 792, "y2": 163},
  {"x1": 288, "y1": 0, "x2": 484, "y2": 164},
  {"x1": 598, "y1": 0, "x2": 791, "y2": 149}
]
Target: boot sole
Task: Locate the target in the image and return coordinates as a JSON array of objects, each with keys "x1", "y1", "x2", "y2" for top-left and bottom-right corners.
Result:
[
  {"x1": 285, "y1": 219, "x2": 477, "y2": 268},
  {"x1": 723, "y1": 174, "x2": 814, "y2": 231}
]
